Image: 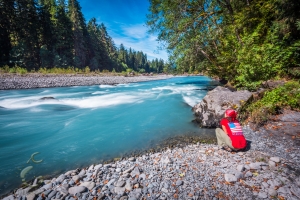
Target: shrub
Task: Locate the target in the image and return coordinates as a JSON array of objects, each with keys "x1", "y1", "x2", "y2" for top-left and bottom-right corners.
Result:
[
  {"x1": 84, "y1": 66, "x2": 90, "y2": 73},
  {"x1": 0, "y1": 65, "x2": 10, "y2": 73},
  {"x1": 242, "y1": 80, "x2": 300, "y2": 125}
]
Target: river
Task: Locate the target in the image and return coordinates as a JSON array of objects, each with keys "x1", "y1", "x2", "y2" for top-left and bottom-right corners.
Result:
[{"x1": 0, "y1": 76, "x2": 215, "y2": 195}]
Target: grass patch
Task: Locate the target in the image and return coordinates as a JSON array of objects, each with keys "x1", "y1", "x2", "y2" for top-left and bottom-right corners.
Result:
[{"x1": 240, "y1": 80, "x2": 300, "y2": 126}]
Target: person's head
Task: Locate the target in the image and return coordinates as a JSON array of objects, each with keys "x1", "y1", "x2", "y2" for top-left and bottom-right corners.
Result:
[{"x1": 225, "y1": 109, "x2": 237, "y2": 121}]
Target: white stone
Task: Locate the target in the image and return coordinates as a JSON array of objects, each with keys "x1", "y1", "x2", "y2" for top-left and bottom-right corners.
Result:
[
  {"x1": 268, "y1": 188, "x2": 277, "y2": 196},
  {"x1": 72, "y1": 175, "x2": 82, "y2": 182},
  {"x1": 258, "y1": 192, "x2": 267, "y2": 199},
  {"x1": 224, "y1": 174, "x2": 237, "y2": 182},
  {"x1": 68, "y1": 186, "x2": 87, "y2": 195},
  {"x1": 114, "y1": 186, "x2": 125, "y2": 195},
  {"x1": 94, "y1": 164, "x2": 102, "y2": 170},
  {"x1": 249, "y1": 162, "x2": 261, "y2": 170},
  {"x1": 88, "y1": 165, "x2": 94, "y2": 171},
  {"x1": 237, "y1": 165, "x2": 245, "y2": 172},
  {"x1": 270, "y1": 157, "x2": 280, "y2": 163},
  {"x1": 269, "y1": 160, "x2": 276, "y2": 168},
  {"x1": 80, "y1": 181, "x2": 95, "y2": 190},
  {"x1": 2, "y1": 195, "x2": 14, "y2": 200}
]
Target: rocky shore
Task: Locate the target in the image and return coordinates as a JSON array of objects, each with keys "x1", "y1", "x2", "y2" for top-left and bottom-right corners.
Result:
[
  {"x1": 0, "y1": 74, "x2": 173, "y2": 90},
  {"x1": 2, "y1": 125, "x2": 300, "y2": 200}
]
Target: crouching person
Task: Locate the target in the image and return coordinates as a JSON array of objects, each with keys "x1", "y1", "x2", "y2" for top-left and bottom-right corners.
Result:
[{"x1": 216, "y1": 109, "x2": 247, "y2": 151}]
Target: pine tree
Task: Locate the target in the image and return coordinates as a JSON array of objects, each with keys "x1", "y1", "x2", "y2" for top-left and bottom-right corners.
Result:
[
  {"x1": 68, "y1": 0, "x2": 88, "y2": 69},
  {"x1": 9, "y1": 0, "x2": 40, "y2": 70},
  {"x1": 0, "y1": 0, "x2": 14, "y2": 66}
]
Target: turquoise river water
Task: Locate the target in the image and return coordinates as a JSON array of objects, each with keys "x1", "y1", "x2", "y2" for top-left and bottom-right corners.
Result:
[{"x1": 0, "y1": 76, "x2": 215, "y2": 195}]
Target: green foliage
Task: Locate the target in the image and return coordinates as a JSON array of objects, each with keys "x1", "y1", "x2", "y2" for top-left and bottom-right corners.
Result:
[
  {"x1": 0, "y1": 65, "x2": 10, "y2": 73},
  {"x1": 84, "y1": 66, "x2": 90, "y2": 73},
  {"x1": 244, "y1": 81, "x2": 300, "y2": 124},
  {"x1": 147, "y1": 0, "x2": 300, "y2": 88},
  {"x1": 6, "y1": 65, "x2": 28, "y2": 74}
]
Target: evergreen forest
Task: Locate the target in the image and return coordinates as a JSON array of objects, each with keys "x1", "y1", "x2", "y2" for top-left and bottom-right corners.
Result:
[
  {"x1": 147, "y1": 0, "x2": 300, "y2": 89},
  {"x1": 0, "y1": 0, "x2": 167, "y2": 74}
]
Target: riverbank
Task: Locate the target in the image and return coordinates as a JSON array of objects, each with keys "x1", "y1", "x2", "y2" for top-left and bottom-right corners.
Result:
[
  {"x1": 2, "y1": 125, "x2": 300, "y2": 200},
  {"x1": 0, "y1": 74, "x2": 173, "y2": 90}
]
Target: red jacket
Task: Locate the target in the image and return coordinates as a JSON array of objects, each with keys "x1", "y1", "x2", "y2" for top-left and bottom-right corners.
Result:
[{"x1": 220, "y1": 118, "x2": 247, "y2": 149}]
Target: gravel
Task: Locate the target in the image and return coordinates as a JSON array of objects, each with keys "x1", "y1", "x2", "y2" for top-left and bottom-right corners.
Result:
[{"x1": 0, "y1": 74, "x2": 173, "y2": 90}]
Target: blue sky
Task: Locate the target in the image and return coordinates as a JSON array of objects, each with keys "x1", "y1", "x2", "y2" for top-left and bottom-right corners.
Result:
[{"x1": 78, "y1": 0, "x2": 168, "y2": 61}]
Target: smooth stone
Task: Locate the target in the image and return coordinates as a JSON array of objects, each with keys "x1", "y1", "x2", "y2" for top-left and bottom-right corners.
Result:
[
  {"x1": 234, "y1": 171, "x2": 243, "y2": 179},
  {"x1": 249, "y1": 162, "x2": 261, "y2": 170},
  {"x1": 16, "y1": 187, "x2": 31, "y2": 196},
  {"x1": 270, "y1": 157, "x2": 280, "y2": 163},
  {"x1": 80, "y1": 182, "x2": 95, "y2": 190},
  {"x1": 2, "y1": 195, "x2": 14, "y2": 200},
  {"x1": 26, "y1": 193, "x2": 36, "y2": 200},
  {"x1": 68, "y1": 186, "x2": 87, "y2": 195},
  {"x1": 56, "y1": 175, "x2": 66, "y2": 183},
  {"x1": 128, "y1": 157, "x2": 136, "y2": 162},
  {"x1": 269, "y1": 160, "x2": 276, "y2": 168},
  {"x1": 65, "y1": 170, "x2": 76, "y2": 176},
  {"x1": 78, "y1": 169, "x2": 86, "y2": 177},
  {"x1": 48, "y1": 190, "x2": 57, "y2": 199},
  {"x1": 114, "y1": 187, "x2": 125, "y2": 195},
  {"x1": 139, "y1": 173, "x2": 146, "y2": 180},
  {"x1": 116, "y1": 168, "x2": 122, "y2": 173},
  {"x1": 72, "y1": 175, "x2": 82, "y2": 182},
  {"x1": 125, "y1": 182, "x2": 133, "y2": 191},
  {"x1": 290, "y1": 185, "x2": 300, "y2": 198},
  {"x1": 224, "y1": 174, "x2": 237, "y2": 182},
  {"x1": 258, "y1": 192, "x2": 267, "y2": 199},
  {"x1": 161, "y1": 188, "x2": 168, "y2": 193},
  {"x1": 130, "y1": 167, "x2": 140, "y2": 177},
  {"x1": 115, "y1": 181, "x2": 126, "y2": 187},
  {"x1": 103, "y1": 164, "x2": 111, "y2": 168},
  {"x1": 268, "y1": 188, "x2": 278, "y2": 196},
  {"x1": 88, "y1": 165, "x2": 94, "y2": 171},
  {"x1": 106, "y1": 179, "x2": 116, "y2": 186},
  {"x1": 42, "y1": 183, "x2": 53, "y2": 190},
  {"x1": 277, "y1": 187, "x2": 288, "y2": 194},
  {"x1": 262, "y1": 182, "x2": 268, "y2": 188},
  {"x1": 176, "y1": 180, "x2": 183, "y2": 186},
  {"x1": 161, "y1": 156, "x2": 172, "y2": 164},
  {"x1": 94, "y1": 164, "x2": 103, "y2": 170},
  {"x1": 237, "y1": 165, "x2": 245, "y2": 172}
]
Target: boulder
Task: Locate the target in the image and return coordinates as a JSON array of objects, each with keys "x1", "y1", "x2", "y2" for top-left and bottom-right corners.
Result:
[
  {"x1": 39, "y1": 97, "x2": 55, "y2": 100},
  {"x1": 193, "y1": 86, "x2": 252, "y2": 127}
]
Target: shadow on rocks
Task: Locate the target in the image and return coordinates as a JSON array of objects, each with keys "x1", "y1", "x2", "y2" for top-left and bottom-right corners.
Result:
[{"x1": 241, "y1": 140, "x2": 252, "y2": 152}]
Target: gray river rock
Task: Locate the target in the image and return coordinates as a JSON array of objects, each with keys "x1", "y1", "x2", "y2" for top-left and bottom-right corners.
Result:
[{"x1": 193, "y1": 86, "x2": 252, "y2": 127}]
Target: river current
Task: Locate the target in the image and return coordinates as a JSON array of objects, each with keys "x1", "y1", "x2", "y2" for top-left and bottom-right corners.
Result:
[{"x1": 0, "y1": 76, "x2": 215, "y2": 195}]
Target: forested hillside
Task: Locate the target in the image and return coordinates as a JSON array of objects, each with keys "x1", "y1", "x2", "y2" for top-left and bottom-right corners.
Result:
[
  {"x1": 0, "y1": 0, "x2": 167, "y2": 73},
  {"x1": 147, "y1": 0, "x2": 300, "y2": 89}
]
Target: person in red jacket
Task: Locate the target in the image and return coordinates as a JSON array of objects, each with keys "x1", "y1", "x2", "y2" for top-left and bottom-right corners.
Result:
[{"x1": 215, "y1": 109, "x2": 247, "y2": 151}]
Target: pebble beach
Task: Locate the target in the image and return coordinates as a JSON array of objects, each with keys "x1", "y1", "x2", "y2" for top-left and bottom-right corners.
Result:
[
  {"x1": 0, "y1": 74, "x2": 173, "y2": 90},
  {"x1": 2, "y1": 126, "x2": 300, "y2": 200}
]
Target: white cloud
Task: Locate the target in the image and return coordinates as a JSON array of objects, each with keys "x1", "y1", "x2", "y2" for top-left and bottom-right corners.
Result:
[{"x1": 106, "y1": 23, "x2": 169, "y2": 61}]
